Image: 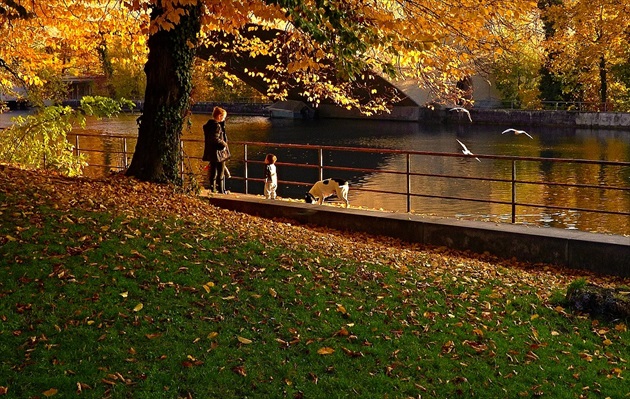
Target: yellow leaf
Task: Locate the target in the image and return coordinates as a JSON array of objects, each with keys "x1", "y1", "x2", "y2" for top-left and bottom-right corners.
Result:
[
  {"x1": 237, "y1": 336, "x2": 252, "y2": 344},
  {"x1": 120, "y1": 292, "x2": 128, "y2": 298},
  {"x1": 269, "y1": 288, "x2": 277, "y2": 297},
  {"x1": 207, "y1": 332, "x2": 218, "y2": 339},
  {"x1": 603, "y1": 339, "x2": 613, "y2": 346},
  {"x1": 133, "y1": 303, "x2": 143, "y2": 312},
  {"x1": 43, "y1": 388, "x2": 58, "y2": 397},
  {"x1": 317, "y1": 347, "x2": 335, "y2": 355}
]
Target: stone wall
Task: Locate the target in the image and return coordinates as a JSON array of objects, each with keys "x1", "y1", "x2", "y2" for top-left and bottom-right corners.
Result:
[{"x1": 445, "y1": 108, "x2": 630, "y2": 129}]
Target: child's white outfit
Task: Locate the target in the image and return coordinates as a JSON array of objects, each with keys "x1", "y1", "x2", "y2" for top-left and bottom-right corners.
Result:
[{"x1": 264, "y1": 164, "x2": 277, "y2": 199}]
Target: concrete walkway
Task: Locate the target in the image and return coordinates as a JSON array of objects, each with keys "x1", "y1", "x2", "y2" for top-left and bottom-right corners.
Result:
[{"x1": 202, "y1": 192, "x2": 630, "y2": 277}]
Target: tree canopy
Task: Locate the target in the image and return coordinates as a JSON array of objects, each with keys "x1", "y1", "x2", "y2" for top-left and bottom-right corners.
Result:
[
  {"x1": 0, "y1": 1, "x2": 146, "y2": 104},
  {"x1": 1, "y1": 0, "x2": 543, "y2": 109}
]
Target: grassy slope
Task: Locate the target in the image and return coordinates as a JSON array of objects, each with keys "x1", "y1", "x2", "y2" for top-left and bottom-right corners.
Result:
[{"x1": 1, "y1": 165, "x2": 629, "y2": 398}]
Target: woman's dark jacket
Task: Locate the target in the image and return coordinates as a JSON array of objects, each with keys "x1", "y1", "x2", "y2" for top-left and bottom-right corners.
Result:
[{"x1": 202, "y1": 120, "x2": 228, "y2": 162}]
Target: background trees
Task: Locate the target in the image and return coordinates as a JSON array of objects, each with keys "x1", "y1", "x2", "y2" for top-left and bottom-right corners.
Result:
[
  {"x1": 542, "y1": 0, "x2": 630, "y2": 110},
  {"x1": 0, "y1": 1, "x2": 147, "y2": 105}
]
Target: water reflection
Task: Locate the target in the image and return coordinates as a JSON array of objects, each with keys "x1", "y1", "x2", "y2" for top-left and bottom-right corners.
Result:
[{"x1": 2, "y1": 110, "x2": 628, "y2": 235}]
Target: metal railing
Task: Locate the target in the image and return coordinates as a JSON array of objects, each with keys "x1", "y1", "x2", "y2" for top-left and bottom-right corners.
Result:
[{"x1": 70, "y1": 133, "x2": 630, "y2": 227}]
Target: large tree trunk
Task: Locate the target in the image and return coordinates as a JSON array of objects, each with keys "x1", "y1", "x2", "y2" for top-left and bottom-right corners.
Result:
[{"x1": 126, "y1": 2, "x2": 201, "y2": 183}]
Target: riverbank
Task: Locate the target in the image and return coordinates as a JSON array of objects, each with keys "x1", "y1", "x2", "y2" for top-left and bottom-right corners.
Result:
[
  {"x1": 194, "y1": 100, "x2": 630, "y2": 129},
  {"x1": 53, "y1": 98, "x2": 630, "y2": 129}
]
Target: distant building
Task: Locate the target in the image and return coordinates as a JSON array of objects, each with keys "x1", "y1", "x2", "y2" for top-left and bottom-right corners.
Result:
[{"x1": 63, "y1": 75, "x2": 107, "y2": 100}]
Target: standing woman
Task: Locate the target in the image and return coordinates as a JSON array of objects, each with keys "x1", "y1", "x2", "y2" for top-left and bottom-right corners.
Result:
[{"x1": 202, "y1": 106, "x2": 230, "y2": 193}]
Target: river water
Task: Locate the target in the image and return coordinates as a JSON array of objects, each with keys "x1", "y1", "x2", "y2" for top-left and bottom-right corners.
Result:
[{"x1": 2, "y1": 110, "x2": 629, "y2": 236}]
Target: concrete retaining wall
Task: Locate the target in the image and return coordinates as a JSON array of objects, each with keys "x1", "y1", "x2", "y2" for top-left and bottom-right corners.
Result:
[
  {"x1": 442, "y1": 108, "x2": 630, "y2": 129},
  {"x1": 183, "y1": 101, "x2": 630, "y2": 129},
  {"x1": 204, "y1": 194, "x2": 630, "y2": 277}
]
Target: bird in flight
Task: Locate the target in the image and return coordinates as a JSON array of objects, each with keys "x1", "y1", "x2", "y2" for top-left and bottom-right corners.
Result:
[
  {"x1": 449, "y1": 107, "x2": 472, "y2": 122},
  {"x1": 456, "y1": 139, "x2": 481, "y2": 162},
  {"x1": 501, "y1": 128, "x2": 533, "y2": 139}
]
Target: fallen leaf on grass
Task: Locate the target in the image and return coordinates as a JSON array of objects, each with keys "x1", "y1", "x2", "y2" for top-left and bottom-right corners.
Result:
[
  {"x1": 342, "y1": 347, "x2": 364, "y2": 357},
  {"x1": 334, "y1": 327, "x2": 350, "y2": 337},
  {"x1": 202, "y1": 282, "x2": 215, "y2": 292},
  {"x1": 182, "y1": 360, "x2": 204, "y2": 368},
  {"x1": 441, "y1": 340, "x2": 455, "y2": 353},
  {"x1": 317, "y1": 347, "x2": 335, "y2": 355},
  {"x1": 133, "y1": 303, "x2": 143, "y2": 312},
  {"x1": 237, "y1": 336, "x2": 252, "y2": 344},
  {"x1": 43, "y1": 388, "x2": 58, "y2": 396},
  {"x1": 76, "y1": 382, "x2": 92, "y2": 394},
  {"x1": 130, "y1": 250, "x2": 146, "y2": 259},
  {"x1": 0, "y1": 387, "x2": 7, "y2": 395}
]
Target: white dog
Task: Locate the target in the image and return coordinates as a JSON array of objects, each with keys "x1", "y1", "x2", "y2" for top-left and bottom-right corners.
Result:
[{"x1": 305, "y1": 178, "x2": 349, "y2": 208}]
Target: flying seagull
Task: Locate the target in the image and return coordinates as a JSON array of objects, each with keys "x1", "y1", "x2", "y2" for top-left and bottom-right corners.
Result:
[
  {"x1": 456, "y1": 139, "x2": 481, "y2": 162},
  {"x1": 501, "y1": 128, "x2": 533, "y2": 139},
  {"x1": 449, "y1": 107, "x2": 472, "y2": 122}
]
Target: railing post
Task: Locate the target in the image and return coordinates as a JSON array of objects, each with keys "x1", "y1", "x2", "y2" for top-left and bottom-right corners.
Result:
[
  {"x1": 511, "y1": 160, "x2": 516, "y2": 223},
  {"x1": 180, "y1": 140, "x2": 185, "y2": 182},
  {"x1": 75, "y1": 135, "x2": 80, "y2": 157},
  {"x1": 318, "y1": 148, "x2": 323, "y2": 181},
  {"x1": 406, "y1": 153, "x2": 411, "y2": 213},
  {"x1": 123, "y1": 138, "x2": 128, "y2": 169},
  {"x1": 244, "y1": 144, "x2": 249, "y2": 194}
]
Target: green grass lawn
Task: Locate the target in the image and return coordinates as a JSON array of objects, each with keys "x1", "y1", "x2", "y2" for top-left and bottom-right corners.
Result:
[{"x1": 1, "y1": 166, "x2": 629, "y2": 398}]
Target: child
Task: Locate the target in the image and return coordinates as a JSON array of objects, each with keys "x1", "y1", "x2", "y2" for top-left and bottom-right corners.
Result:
[{"x1": 264, "y1": 153, "x2": 278, "y2": 199}]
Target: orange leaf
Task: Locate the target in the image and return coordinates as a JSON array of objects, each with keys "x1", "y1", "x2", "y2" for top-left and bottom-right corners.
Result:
[
  {"x1": 0, "y1": 387, "x2": 8, "y2": 395},
  {"x1": 317, "y1": 347, "x2": 335, "y2": 355},
  {"x1": 43, "y1": 388, "x2": 58, "y2": 397}
]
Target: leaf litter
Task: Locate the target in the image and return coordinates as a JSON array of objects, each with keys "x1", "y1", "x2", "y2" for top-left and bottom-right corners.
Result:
[{"x1": 1, "y1": 165, "x2": 630, "y2": 397}]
